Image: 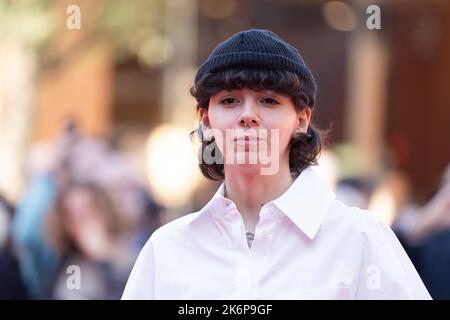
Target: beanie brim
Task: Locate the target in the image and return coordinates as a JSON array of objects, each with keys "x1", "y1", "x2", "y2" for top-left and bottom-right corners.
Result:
[
  {"x1": 194, "y1": 29, "x2": 317, "y2": 108},
  {"x1": 195, "y1": 52, "x2": 317, "y2": 107}
]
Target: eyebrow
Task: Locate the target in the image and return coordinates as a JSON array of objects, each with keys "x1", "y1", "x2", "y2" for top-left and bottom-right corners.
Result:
[
  {"x1": 213, "y1": 89, "x2": 287, "y2": 102},
  {"x1": 220, "y1": 89, "x2": 279, "y2": 95}
]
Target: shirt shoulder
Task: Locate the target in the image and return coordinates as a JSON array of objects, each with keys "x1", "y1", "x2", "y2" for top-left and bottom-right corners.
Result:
[
  {"x1": 326, "y1": 201, "x2": 431, "y2": 299},
  {"x1": 325, "y1": 199, "x2": 390, "y2": 240},
  {"x1": 148, "y1": 210, "x2": 202, "y2": 243}
]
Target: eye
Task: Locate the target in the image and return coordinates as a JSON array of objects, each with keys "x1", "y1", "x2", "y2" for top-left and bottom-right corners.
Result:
[
  {"x1": 219, "y1": 97, "x2": 239, "y2": 105},
  {"x1": 261, "y1": 97, "x2": 279, "y2": 105}
]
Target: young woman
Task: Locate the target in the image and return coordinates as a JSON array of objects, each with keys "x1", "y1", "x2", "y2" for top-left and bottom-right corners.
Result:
[
  {"x1": 122, "y1": 29, "x2": 431, "y2": 299},
  {"x1": 46, "y1": 182, "x2": 134, "y2": 299}
]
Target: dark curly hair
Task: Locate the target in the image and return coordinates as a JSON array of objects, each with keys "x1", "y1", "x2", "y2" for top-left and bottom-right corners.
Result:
[{"x1": 190, "y1": 68, "x2": 326, "y2": 181}]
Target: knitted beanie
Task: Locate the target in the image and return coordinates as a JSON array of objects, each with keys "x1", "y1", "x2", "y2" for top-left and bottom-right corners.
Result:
[{"x1": 194, "y1": 29, "x2": 317, "y2": 108}]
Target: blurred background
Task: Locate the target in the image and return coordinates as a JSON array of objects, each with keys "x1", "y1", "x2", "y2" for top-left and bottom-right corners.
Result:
[{"x1": 0, "y1": 0, "x2": 449, "y2": 299}]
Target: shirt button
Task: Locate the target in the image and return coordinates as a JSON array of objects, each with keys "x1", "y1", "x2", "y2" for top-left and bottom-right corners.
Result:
[{"x1": 262, "y1": 231, "x2": 271, "y2": 239}]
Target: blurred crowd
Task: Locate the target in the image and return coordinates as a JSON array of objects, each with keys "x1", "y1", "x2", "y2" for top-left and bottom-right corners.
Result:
[
  {"x1": 0, "y1": 121, "x2": 162, "y2": 299},
  {"x1": 334, "y1": 162, "x2": 450, "y2": 300}
]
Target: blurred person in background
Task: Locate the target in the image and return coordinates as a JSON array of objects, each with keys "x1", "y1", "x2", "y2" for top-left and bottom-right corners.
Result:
[
  {"x1": 335, "y1": 177, "x2": 375, "y2": 210},
  {"x1": 11, "y1": 120, "x2": 155, "y2": 298},
  {"x1": 394, "y1": 163, "x2": 450, "y2": 299},
  {"x1": 44, "y1": 182, "x2": 135, "y2": 299},
  {"x1": 0, "y1": 194, "x2": 28, "y2": 299},
  {"x1": 10, "y1": 121, "x2": 77, "y2": 298}
]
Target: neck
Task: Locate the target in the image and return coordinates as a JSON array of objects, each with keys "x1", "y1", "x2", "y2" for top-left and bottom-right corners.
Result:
[{"x1": 223, "y1": 160, "x2": 294, "y2": 232}]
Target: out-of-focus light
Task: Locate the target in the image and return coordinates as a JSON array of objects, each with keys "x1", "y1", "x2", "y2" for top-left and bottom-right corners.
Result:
[
  {"x1": 368, "y1": 185, "x2": 396, "y2": 226},
  {"x1": 200, "y1": 0, "x2": 237, "y2": 20},
  {"x1": 137, "y1": 34, "x2": 173, "y2": 67},
  {"x1": 145, "y1": 124, "x2": 200, "y2": 208},
  {"x1": 322, "y1": 1, "x2": 357, "y2": 32},
  {"x1": 313, "y1": 149, "x2": 340, "y2": 189}
]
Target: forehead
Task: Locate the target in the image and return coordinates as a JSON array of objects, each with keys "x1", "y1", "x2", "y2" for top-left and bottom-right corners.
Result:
[{"x1": 213, "y1": 88, "x2": 286, "y2": 97}]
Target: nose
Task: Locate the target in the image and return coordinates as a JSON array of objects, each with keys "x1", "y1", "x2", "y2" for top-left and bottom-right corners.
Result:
[{"x1": 238, "y1": 99, "x2": 260, "y2": 127}]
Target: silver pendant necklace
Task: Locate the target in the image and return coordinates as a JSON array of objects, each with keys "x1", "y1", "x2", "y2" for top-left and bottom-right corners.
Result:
[
  {"x1": 246, "y1": 231, "x2": 255, "y2": 248},
  {"x1": 225, "y1": 183, "x2": 256, "y2": 248}
]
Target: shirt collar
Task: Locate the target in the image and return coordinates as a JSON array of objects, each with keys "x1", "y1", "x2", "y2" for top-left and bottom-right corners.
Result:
[
  {"x1": 270, "y1": 167, "x2": 336, "y2": 239},
  {"x1": 190, "y1": 167, "x2": 335, "y2": 239}
]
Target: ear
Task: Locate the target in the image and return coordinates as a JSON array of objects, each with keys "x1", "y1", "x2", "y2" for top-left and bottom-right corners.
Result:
[
  {"x1": 199, "y1": 108, "x2": 212, "y2": 140},
  {"x1": 295, "y1": 107, "x2": 312, "y2": 134}
]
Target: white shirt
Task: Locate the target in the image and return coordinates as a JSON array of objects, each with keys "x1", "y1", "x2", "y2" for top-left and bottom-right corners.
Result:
[{"x1": 122, "y1": 168, "x2": 431, "y2": 300}]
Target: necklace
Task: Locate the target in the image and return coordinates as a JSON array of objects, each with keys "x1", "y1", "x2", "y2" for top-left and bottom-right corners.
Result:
[
  {"x1": 225, "y1": 184, "x2": 257, "y2": 248},
  {"x1": 246, "y1": 231, "x2": 255, "y2": 248}
]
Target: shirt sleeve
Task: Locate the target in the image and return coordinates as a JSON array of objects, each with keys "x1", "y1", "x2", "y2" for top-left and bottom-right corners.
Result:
[
  {"x1": 121, "y1": 239, "x2": 156, "y2": 300},
  {"x1": 355, "y1": 212, "x2": 432, "y2": 300}
]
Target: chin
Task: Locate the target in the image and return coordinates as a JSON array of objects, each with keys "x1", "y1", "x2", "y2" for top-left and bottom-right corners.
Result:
[{"x1": 227, "y1": 162, "x2": 265, "y2": 176}]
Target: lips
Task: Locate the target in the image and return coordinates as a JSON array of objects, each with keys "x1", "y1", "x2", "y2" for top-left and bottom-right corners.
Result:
[
  {"x1": 233, "y1": 138, "x2": 265, "y2": 147},
  {"x1": 234, "y1": 137, "x2": 259, "y2": 142},
  {"x1": 232, "y1": 137, "x2": 266, "y2": 151},
  {"x1": 233, "y1": 135, "x2": 264, "y2": 142}
]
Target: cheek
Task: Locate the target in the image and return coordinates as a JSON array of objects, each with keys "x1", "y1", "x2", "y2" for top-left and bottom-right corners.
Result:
[
  {"x1": 208, "y1": 107, "x2": 233, "y2": 129},
  {"x1": 266, "y1": 119, "x2": 297, "y2": 152},
  {"x1": 208, "y1": 108, "x2": 232, "y2": 151},
  {"x1": 275, "y1": 129, "x2": 295, "y2": 156}
]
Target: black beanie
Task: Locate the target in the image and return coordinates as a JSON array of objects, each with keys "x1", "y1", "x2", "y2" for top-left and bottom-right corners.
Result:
[{"x1": 194, "y1": 29, "x2": 317, "y2": 108}]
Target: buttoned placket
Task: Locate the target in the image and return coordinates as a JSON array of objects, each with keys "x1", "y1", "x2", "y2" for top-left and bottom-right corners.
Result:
[{"x1": 217, "y1": 201, "x2": 281, "y2": 299}]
